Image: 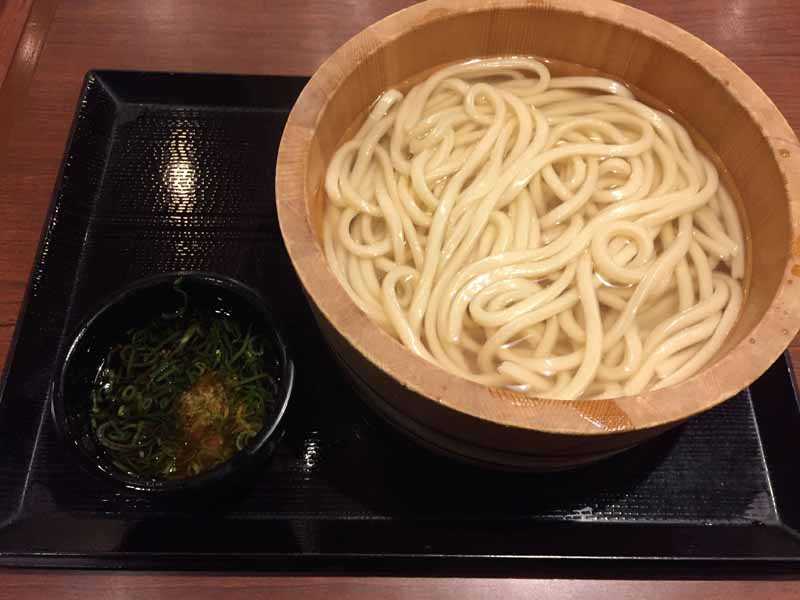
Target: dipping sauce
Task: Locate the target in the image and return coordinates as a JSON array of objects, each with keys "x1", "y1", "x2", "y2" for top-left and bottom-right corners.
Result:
[{"x1": 89, "y1": 301, "x2": 275, "y2": 480}]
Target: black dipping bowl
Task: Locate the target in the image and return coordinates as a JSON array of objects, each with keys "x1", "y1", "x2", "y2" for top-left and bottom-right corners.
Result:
[{"x1": 50, "y1": 272, "x2": 294, "y2": 495}]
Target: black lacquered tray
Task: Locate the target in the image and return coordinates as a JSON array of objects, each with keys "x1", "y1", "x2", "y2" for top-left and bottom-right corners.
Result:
[{"x1": 1, "y1": 71, "x2": 800, "y2": 575}]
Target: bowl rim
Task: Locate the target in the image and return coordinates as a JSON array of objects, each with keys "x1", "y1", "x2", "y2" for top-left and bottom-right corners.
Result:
[
  {"x1": 49, "y1": 271, "x2": 295, "y2": 494},
  {"x1": 275, "y1": 0, "x2": 800, "y2": 436}
]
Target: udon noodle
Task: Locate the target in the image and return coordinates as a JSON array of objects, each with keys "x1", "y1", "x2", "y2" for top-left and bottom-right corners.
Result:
[{"x1": 322, "y1": 57, "x2": 745, "y2": 400}]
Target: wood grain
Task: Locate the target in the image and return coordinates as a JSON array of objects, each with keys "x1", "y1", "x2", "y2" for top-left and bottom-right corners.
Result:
[
  {"x1": 0, "y1": 0, "x2": 33, "y2": 86},
  {"x1": 0, "y1": 0, "x2": 799, "y2": 596},
  {"x1": 2, "y1": 0, "x2": 799, "y2": 372},
  {"x1": 0, "y1": 0, "x2": 58, "y2": 150},
  {"x1": 1, "y1": 0, "x2": 798, "y2": 370},
  {"x1": 276, "y1": 0, "x2": 800, "y2": 469},
  {"x1": 1, "y1": 572, "x2": 799, "y2": 600}
]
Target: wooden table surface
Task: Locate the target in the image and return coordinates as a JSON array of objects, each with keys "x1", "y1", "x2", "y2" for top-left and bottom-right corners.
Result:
[{"x1": 0, "y1": 0, "x2": 798, "y2": 597}]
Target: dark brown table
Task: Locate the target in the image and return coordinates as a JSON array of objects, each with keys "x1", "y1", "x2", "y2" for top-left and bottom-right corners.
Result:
[{"x1": 0, "y1": 1, "x2": 798, "y2": 597}]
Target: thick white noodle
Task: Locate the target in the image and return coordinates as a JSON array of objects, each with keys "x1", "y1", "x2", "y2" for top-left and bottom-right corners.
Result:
[{"x1": 322, "y1": 58, "x2": 745, "y2": 400}]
